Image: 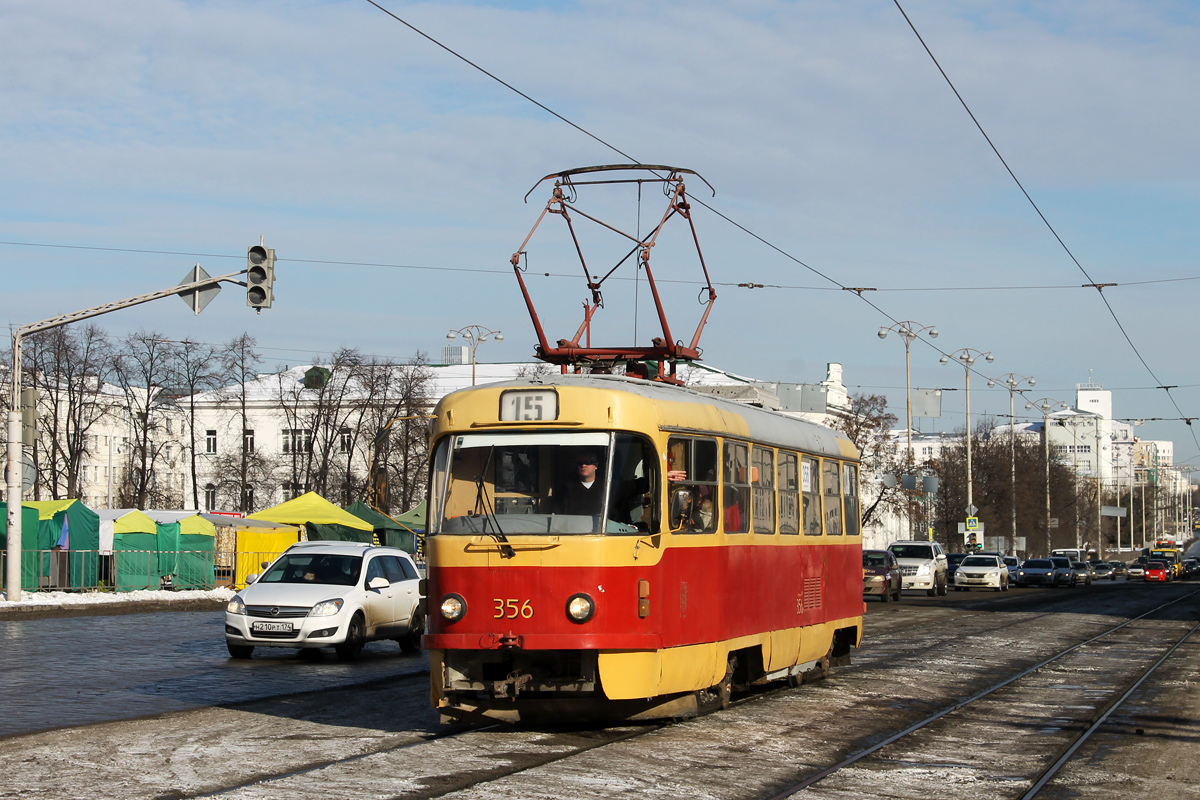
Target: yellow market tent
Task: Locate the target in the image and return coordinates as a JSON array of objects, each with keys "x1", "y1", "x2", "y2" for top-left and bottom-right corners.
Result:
[{"x1": 249, "y1": 492, "x2": 373, "y2": 543}]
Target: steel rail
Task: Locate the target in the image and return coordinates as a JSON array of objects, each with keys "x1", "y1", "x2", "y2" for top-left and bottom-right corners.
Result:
[
  {"x1": 1020, "y1": 617, "x2": 1200, "y2": 799},
  {"x1": 766, "y1": 588, "x2": 1200, "y2": 799}
]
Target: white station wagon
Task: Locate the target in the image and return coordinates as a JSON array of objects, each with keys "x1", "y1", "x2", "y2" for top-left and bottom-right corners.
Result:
[{"x1": 224, "y1": 541, "x2": 424, "y2": 660}]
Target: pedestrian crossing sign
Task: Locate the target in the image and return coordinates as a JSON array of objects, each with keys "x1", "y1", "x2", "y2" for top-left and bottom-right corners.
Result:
[{"x1": 965, "y1": 516, "x2": 979, "y2": 531}]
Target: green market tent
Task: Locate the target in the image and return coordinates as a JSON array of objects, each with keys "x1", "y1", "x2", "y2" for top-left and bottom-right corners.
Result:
[
  {"x1": 0, "y1": 502, "x2": 48, "y2": 592},
  {"x1": 393, "y1": 500, "x2": 426, "y2": 533},
  {"x1": 99, "y1": 509, "x2": 163, "y2": 592},
  {"x1": 147, "y1": 511, "x2": 218, "y2": 589},
  {"x1": 26, "y1": 499, "x2": 101, "y2": 589},
  {"x1": 344, "y1": 501, "x2": 415, "y2": 553},
  {"x1": 249, "y1": 492, "x2": 373, "y2": 544}
]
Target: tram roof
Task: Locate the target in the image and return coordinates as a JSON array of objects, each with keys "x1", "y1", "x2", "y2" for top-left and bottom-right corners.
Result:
[{"x1": 439, "y1": 373, "x2": 855, "y2": 460}]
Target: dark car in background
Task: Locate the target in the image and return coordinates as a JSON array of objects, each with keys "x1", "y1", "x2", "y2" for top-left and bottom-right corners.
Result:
[
  {"x1": 1182, "y1": 558, "x2": 1200, "y2": 579},
  {"x1": 1092, "y1": 562, "x2": 1114, "y2": 580},
  {"x1": 1013, "y1": 558, "x2": 1057, "y2": 587},
  {"x1": 863, "y1": 549, "x2": 902, "y2": 602},
  {"x1": 1108, "y1": 561, "x2": 1128, "y2": 578},
  {"x1": 946, "y1": 552, "x2": 970, "y2": 585}
]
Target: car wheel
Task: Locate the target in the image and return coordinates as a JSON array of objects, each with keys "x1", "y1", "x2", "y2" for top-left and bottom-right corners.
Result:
[
  {"x1": 226, "y1": 642, "x2": 254, "y2": 659},
  {"x1": 1002, "y1": 579, "x2": 1009, "y2": 592},
  {"x1": 893, "y1": 585, "x2": 902, "y2": 601},
  {"x1": 335, "y1": 613, "x2": 366, "y2": 661},
  {"x1": 400, "y1": 610, "x2": 425, "y2": 652},
  {"x1": 879, "y1": 587, "x2": 890, "y2": 603}
]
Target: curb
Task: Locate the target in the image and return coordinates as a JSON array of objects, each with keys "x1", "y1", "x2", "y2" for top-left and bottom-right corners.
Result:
[{"x1": 0, "y1": 597, "x2": 227, "y2": 621}]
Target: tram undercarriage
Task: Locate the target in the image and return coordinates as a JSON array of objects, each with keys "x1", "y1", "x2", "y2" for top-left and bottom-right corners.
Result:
[{"x1": 433, "y1": 628, "x2": 857, "y2": 725}]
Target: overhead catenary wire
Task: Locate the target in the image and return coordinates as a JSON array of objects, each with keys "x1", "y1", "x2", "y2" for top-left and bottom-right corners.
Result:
[{"x1": 892, "y1": 0, "x2": 1199, "y2": 454}]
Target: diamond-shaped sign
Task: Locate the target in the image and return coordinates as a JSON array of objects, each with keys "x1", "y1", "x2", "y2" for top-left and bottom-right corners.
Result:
[{"x1": 177, "y1": 264, "x2": 220, "y2": 315}]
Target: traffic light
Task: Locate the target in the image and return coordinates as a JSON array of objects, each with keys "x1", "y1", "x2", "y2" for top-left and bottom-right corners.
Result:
[{"x1": 246, "y1": 245, "x2": 275, "y2": 309}]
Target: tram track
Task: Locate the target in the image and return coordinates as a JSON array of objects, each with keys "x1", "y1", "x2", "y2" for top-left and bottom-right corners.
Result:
[{"x1": 765, "y1": 588, "x2": 1200, "y2": 799}]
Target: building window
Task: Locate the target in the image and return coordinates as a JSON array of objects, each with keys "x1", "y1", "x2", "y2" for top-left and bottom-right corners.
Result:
[
  {"x1": 282, "y1": 429, "x2": 313, "y2": 455},
  {"x1": 204, "y1": 484, "x2": 216, "y2": 511},
  {"x1": 206, "y1": 430, "x2": 217, "y2": 454},
  {"x1": 166, "y1": 418, "x2": 173, "y2": 435},
  {"x1": 281, "y1": 481, "x2": 309, "y2": 501},
  {"x1": 244, "y1": 486, "x2": 255, "y2": 511},
  {"x1": 244, "y1": 429, "x2": 255, "y2": 453},
  {"x1": 339, "y1": 427, "x2": 352, "y2": 454}
]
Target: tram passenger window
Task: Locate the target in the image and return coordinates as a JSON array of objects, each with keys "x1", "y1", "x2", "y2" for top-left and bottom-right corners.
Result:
[
  {"x1": 823, "y1": 459, "x2": 843, "y2": 537},
  {"x1": 723, "y1": 442, "x2": 749, "y2": 534},
  {"x1": 843, "y1": 463, "x2": 860, "y2": 537},
  {"x1": 610, "y1": 433, "x2": 659, "y2": 533},
  {"x1": 666, "y1": 437, "x2": 718, "y2": 533},
  {"x1": 752, "y1": 447, "x2": 775, "y2": 534},
  {"x1": 801, "y1": 456, "x2": 821, "y2": 535},
  {"x1": 778, "y1": 452, "x2": 799, "y2": 535}
]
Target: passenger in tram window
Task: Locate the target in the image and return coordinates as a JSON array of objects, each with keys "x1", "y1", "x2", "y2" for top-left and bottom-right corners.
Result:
[
  {"x1": 666, "y1": 436, "x2": 718, "y2": 533},
  {"x1": 553, "y1": 449, "x2": 605, "y2": 516},
  {"x1": 723, "y1": 442, "x2": 749, "y2": 533}
]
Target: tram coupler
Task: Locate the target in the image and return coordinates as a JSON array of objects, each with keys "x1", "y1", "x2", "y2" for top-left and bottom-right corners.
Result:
[
  {"x1": 497, "y1": 632, "x2": 523, "y2": 649},
  {"x1": 493, "y1": 671, "x2": 533, "y2": 699}
]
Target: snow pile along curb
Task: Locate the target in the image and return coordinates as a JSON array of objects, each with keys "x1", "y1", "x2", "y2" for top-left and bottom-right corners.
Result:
[{"x1": 0, "y1": 587, "x2": 235, "y2": 619}]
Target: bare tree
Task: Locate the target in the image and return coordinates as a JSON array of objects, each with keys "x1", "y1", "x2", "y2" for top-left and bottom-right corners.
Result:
[
  {"x1": 830, "y1": 393, "x2": 902, "y2": 530},
  {"x1": 21, "y1": 325, "x2": 114, "y2": 500},
  {"x1": 217, "y1": 334, "x2": 263, "y2": 512},
  {"x1": 112, "y1": 331, "x2": 180, "y2": 509},
  {"x1": 172, "y1": 338, "x2": 221, "y2": 510},
  {"x1": 355, "y1": 355, "x2": 433, "y2": 514}
]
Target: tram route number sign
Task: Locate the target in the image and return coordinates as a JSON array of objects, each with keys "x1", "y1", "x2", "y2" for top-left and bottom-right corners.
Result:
[{"x1": 500, "y1": 390, "x2": 558, "y2": 421}]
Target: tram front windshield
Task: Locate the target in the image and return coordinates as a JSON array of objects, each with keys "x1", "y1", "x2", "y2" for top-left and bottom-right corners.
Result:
[{"x1": 429, "y1": 431, "x2": 657, "y2": 535}]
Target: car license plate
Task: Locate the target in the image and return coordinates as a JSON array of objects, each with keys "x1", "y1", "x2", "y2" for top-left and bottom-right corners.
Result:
[{"x1": 251, "y1": 621, "x2": 293, "y2": 633}]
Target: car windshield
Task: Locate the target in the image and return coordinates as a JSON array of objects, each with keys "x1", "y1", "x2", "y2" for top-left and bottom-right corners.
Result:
[
  {"x1": 260, "y1": 553, "x2": 362, "y2": 586},
  {"x1": 1148, "y1": 562, "x2": 1166, "y2": 569},
  {"x1": 1050, "y1": 558, "x2": 1071, "y2": 568},
  {"x1": 890, "y1": 545, "x2": 935, "y2": 559},
  {"x1": 429, "y1": 431, "x2": 657, "y2": 536},
  {"x1": 863, "y1": 552, "x2": 890, "y2": 568},
  {"x1": 961, "y1": 556, "x2": 998, "y2": 567},
  {"x1": 1023, "y1": 559, "x2": 1052, "y2": 568},
  {"x1": 947, "y1": 553, "x2": 968, "y2": 564}
]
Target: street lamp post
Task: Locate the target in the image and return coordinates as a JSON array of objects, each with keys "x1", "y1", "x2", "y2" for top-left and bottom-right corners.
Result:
[
  {"x1": 878, "y1": 321, "x2": 938, "y2": 470},
  {"x1": 1026, "y1": 397, "x2": 1065, "y2": 556},
  {"x1": 987, "y1": 373, "x2": 1035, "y2": 557},
  {"x1": 446, "y1": 325, "x2": 504, "y2": 386},
  {"x1": 940, "y1": 348, "x2": 994, "y2": 533}
]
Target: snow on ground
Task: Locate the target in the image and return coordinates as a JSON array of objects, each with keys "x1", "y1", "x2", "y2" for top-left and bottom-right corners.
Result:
[{"x1": 0, "y1": 587, "x2": 234, "y2": 606}]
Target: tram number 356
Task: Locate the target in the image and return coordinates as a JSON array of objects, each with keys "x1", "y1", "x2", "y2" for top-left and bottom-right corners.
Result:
[{"x1": 494, "y1": 599, "x2": 534, "y2": 619}]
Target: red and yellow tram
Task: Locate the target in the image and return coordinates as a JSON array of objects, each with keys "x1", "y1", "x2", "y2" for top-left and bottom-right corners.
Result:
[{"x1": 423, "y1": 373, "x2": 863, "y2": 723}]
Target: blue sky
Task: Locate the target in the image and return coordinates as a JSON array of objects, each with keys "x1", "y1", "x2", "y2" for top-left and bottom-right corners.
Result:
[{"x1": 2, "y1": 0, "x2": 1199, "y2": 464}]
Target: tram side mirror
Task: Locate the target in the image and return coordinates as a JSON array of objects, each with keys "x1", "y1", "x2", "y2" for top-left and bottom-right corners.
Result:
[{"x1": 669, "y1": 487, "x2": 693, "y2": 531}]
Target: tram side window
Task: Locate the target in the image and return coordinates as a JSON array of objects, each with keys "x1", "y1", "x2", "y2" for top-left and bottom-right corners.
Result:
[
  {"x1": 723, "y1": 442, "x2": 750, "y2": 534},
  {"x1": 751, "y1": 446, "x2": 775, "y2": 534},
  {"x1": 610, "y1": 433, "x2": 659, "y2": 532},
  {"x1": 666, "y1": 437, "x2": 718, "y2": 533},
  {"x1": 843, "y1": 463, "x2": 860, "y2": 537},
  {"x1": 778, "y1": 452, "x2": 799, "y2": 535},
  {"x1": 801, "y1": 455, "x2": 821, "y2": 535},
  {"x1": 823, "y1": 459, "x2": 843, "y2": 537}
]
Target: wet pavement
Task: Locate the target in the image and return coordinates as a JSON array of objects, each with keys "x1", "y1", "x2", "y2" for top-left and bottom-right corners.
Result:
[{"x1": 0, "y1": 610, "x2": 428, "y2": 738}]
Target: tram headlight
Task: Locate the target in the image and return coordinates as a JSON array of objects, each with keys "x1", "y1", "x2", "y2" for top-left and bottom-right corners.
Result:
[
  {"x1": 566, "y1": 593, "x2": 595, "y2": 623},
  {"x1": 440, "y1": 593, "x2": 467, "y2": 622}
]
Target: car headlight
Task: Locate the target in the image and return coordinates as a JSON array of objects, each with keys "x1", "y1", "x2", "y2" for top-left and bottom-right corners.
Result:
[
  {"x1": 440, "y1": 593, "x2": 466, "y2": 622},
  {"x1": 986, "y1": 571, "x2": 998, "y2": 578},
  {"x1": 226, "y1": 595, "x2": 246, "y2": 615},
  {"x1": 916, "y1": 564, "x2": 931, "y2": 575},
  {"x1": 566, "y1": 593, "x2": 595, "y2": 623},
  {"x1": 309, "y1": 598, "x2": 344, "y2": 617}
]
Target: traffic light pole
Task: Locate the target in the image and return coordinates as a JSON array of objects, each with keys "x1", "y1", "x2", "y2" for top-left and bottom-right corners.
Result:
[{"x1": 5, "y1": 269, "x2": 247, "y2": 601}]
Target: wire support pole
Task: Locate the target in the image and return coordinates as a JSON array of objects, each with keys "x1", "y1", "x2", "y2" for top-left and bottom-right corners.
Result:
[
  {"x1": 941, "y1": 348, "x2": 994, "y2": 519},
  {"x1": 878, "y1": 321, "x2": 938, "y2": 473},
  {"x1": 989, "y1": 373, "x2": 1036, "y2": 556}
]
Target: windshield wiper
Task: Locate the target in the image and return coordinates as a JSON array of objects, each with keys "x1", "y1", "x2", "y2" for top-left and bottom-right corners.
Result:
[{"x1": 473, "y1": 446, "x2": 514, "y2": 558}]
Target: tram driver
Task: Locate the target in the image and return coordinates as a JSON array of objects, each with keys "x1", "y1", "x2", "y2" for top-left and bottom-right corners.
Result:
[{"x1": 553, "y1": 449, "x2": 606, "y2": 516}]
